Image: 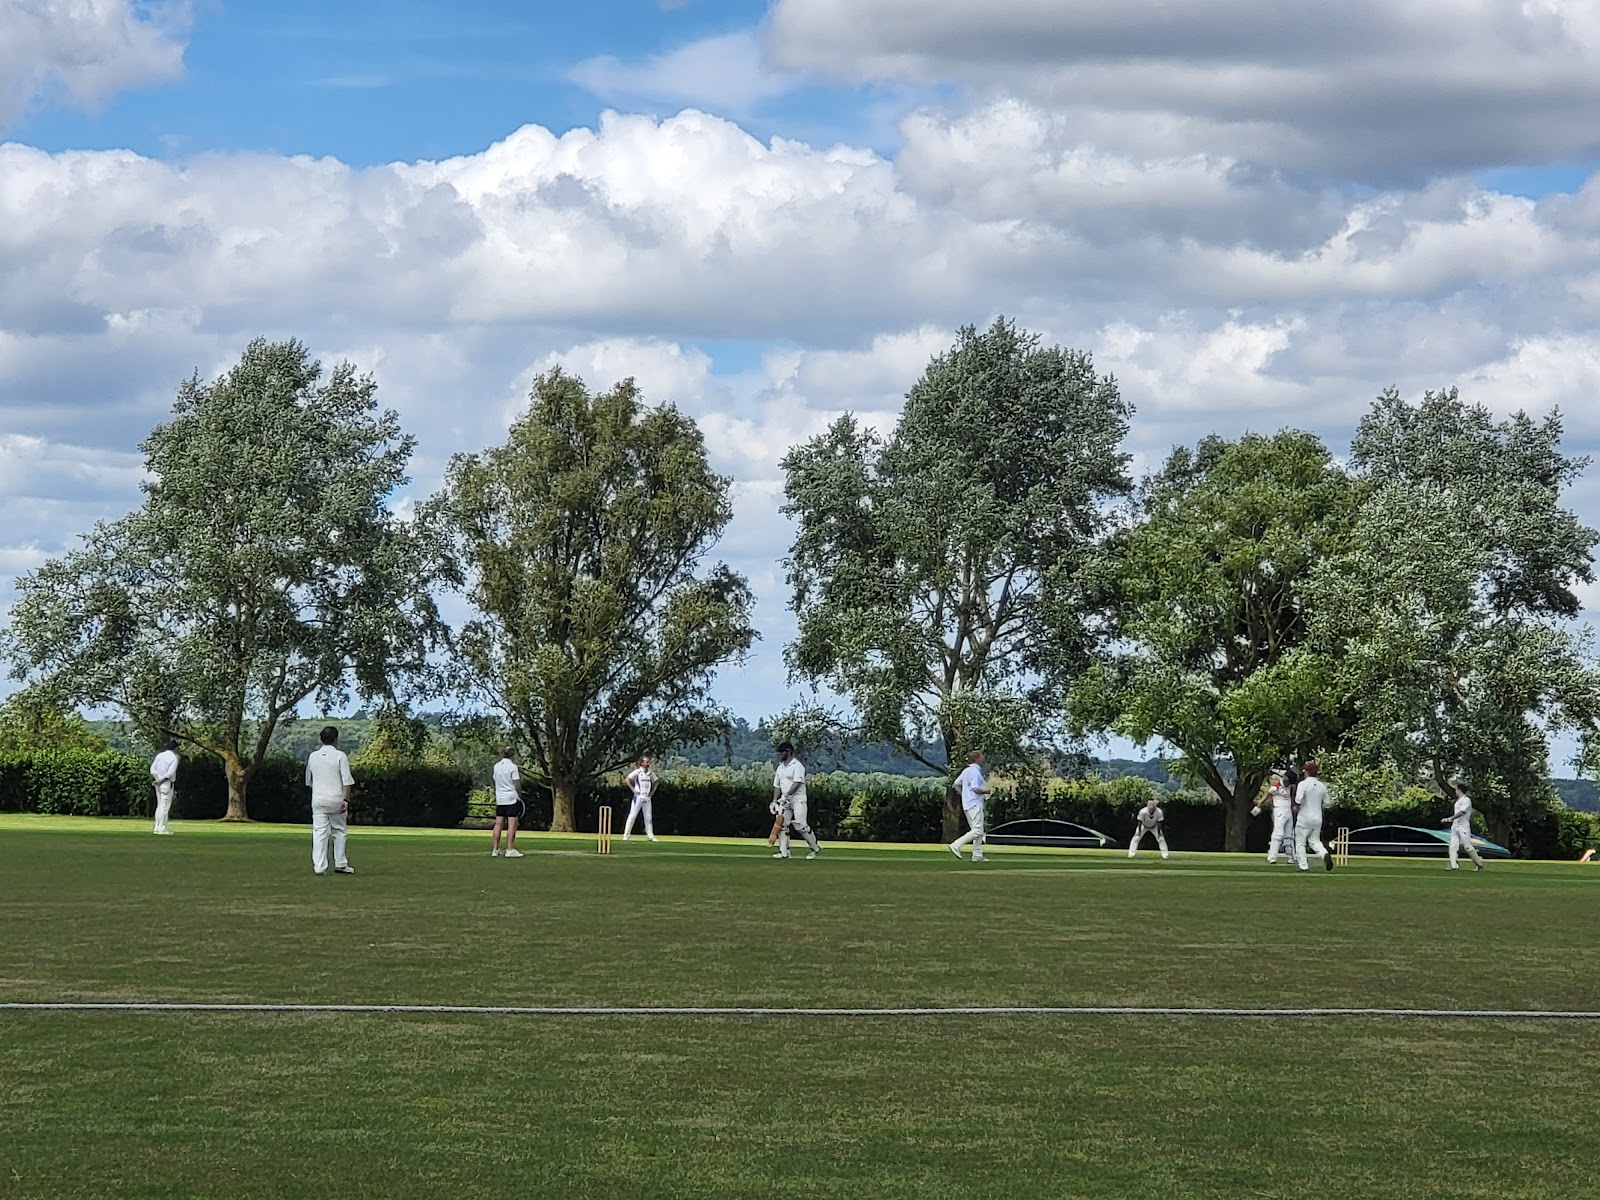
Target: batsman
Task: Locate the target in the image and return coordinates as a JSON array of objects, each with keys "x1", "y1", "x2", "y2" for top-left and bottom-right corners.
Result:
[{"x1": 769, "y1": 740, "x2": 822, "y2": 860}]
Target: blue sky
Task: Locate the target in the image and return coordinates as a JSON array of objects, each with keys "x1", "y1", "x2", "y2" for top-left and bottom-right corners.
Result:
[{"x1": 4, "y1": 0, "x2": 1600, "y2": 770}]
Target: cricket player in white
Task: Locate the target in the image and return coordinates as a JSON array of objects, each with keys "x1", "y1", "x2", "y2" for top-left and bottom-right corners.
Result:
[
  {"x1": 771, "y1": 741, "x2": 821, "y2": 860},
  {"x1": 149, "y1": 738, "x2": 179, "y2": 835},
  {"x1": 490, "y1": 747, "x2": 524, "y2": 858},
  {"x1": 947, "y1": 750, "x2": 990, "y2": 861},
  {"x1": 1252, "y1": 771, "x2": 1294, "y2": 864},
  {"x1": 1129, "y1": 798, "x2": 1170, "y2": 858},
  {"x1": 1445, "y1": 781, "x2": 1485, "y2": 871},
  {"x1": 622, "y1": 756, "x2": 657, "y2": 842},
  {"x1": 1293, "y1": 760, "x2": 1333, "y2": 872},
  {"x1": 306, "y1": 725, "x2": 355, "y2": 876}
]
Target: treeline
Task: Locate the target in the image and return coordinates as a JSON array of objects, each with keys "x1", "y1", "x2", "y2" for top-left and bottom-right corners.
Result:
[{"x1": 3, "y1": 320, "x2": 1598, "y2": 852}]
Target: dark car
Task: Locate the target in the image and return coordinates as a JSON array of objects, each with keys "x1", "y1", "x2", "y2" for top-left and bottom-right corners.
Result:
[
  {"x1": 985, "y1": 818, "x2": 1116, "y2": 849},
  {"x1": 1343, "y1": 824, "x2": 1512, "y2": 859}
]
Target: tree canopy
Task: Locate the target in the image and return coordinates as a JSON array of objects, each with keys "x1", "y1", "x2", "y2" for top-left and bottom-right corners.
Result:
[
  {"x1": 781, "y1": 318, "x2": 1132, "y2": 837},
  {"x1": 1, "y1": 339, "x2": 439, "y2": 818},
  {"x1": 427, "y1": 368, "x2": 755, "y2": 832}
]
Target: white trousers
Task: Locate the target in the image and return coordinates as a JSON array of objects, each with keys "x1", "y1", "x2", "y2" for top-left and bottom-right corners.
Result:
[
  {"x1": 1294, "y1": 813, "x2": 1327, "y2": 870},
  {"x1": 1448, "y1": 826, "x2": 1483, "y2": 867},
  {"x1": 951, "y1": 804, "x2": 985, "y2": 856},
  {"x1": 311, "y1": 804, "x2": 349, "y2": 874},
  {"x1": 778, "y1": 798, "x2": 820, "y2": 854},
  {"x1": 1129, "y1": 827, "x2": 1168, "y2": 857},
  {"x1": 624, "y1": 794, "x2": 654, "y2": 837},
  {"x1": 1266, "y1": 808, "x2": 1293, "y2": 863},
  {"x1": 152, "y1": 781, "x2": 174, "y2": 834}
]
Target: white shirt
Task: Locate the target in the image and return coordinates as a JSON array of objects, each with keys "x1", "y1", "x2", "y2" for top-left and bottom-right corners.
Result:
[
  {"x1": 956, "y1": 763, "x2": 987, "y2": 809},
  {"x1": 1136, "y1": 805, "x2": 1164, "y2": 830},
  {"x1": 1267, "y1": 782, "x2": 1291, "y2": 813},
  {"x1": 1296, "y1": 777, "x2": 1329, "y2": 821},
  {"x1": 774, "y1": 758, "x2": 807, "y2": 805},
  {"x1": 493, "y1": 758, "x2": 521, "y2": 804},
  {"x1": 305, "y1": 745, "x2": 354, "y2": 804},
  {"x1": 150, "y1": 749, "x2": 179, "y2": 787},
  {"x1": 1451, "y1": 795, "x2": 1473, "y2": 832},
  {"x1": 626, "y1": 767, "x2": 655, "y2": 800}
]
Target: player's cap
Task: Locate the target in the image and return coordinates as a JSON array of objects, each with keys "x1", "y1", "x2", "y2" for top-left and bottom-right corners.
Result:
[
  {"x1": 163, "y1": 738, "x2": 179, "y2": 751},
  {"x1": 777, "y1": 741, "x2": 794, "y2": 754},
  {"x1": 1302, "y1": 761, "x2": 1319, "y2": 776}
]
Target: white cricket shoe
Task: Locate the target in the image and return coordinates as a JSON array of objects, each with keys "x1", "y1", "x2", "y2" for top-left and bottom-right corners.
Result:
[
  {"x1": 334, "y1": 865, "x2": 355, "y2": 874},
  {"x1": 806, "y1": 849, "x2": 820, "y2": 860},
  {"x1": 490, "y1": 849, "x2": 501, "y2": 857},
  {"x1": 971, "y1": 853, "x2": 986, "y2": 862},
  {"x1": 622, "y1": 834, "x2": 632, "y2": 841},
  {"x1": 948, "y1": 842, "x2": 962, "y2": 859},
  {"x1": 648, "y1": 835, "x2": 658, "y2": 842},
  {"x1": 504, "y1": 849, "x2": 524, "y2": 859},
  {"x1": 772, "y1": 851, "x2": 790, "y2": 859}
]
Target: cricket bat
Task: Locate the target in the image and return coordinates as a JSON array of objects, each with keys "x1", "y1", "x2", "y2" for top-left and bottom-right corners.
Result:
[{"x1": 767, "y1": 811, "x2": 785, "y2": 845}]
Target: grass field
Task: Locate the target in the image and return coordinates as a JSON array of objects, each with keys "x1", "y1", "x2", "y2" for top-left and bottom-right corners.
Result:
[{"x1": 2, "y1": 815, "x2": 1597, "y2": 1199}]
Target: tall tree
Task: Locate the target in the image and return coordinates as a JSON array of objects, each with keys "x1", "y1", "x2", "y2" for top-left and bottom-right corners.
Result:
[
  {"x1": 1070, "y1": 431, "x2": 1360, "y2": 850},
  {"x1": 0, "y1": 689, "x2": 111, "y2": 754},
  {"x1": 1309, "y1": 388, "x2": 1600, "y2": 844},
  {"x1": 781, "y1": 319, "x2": 1132, "y2": 839},
  {"x1": 1, "y1": 339, "x2": 440, "y2": 819},
  {"x1": 428, "y1": 369, "x2": 755, "y2": 832}
]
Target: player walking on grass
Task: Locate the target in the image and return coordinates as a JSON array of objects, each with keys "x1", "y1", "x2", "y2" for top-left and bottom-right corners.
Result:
[
  {"x1": 1129, "y1": 797, "x2": 1170, "y2": 858},
  {"x1": 1252, "y1": 770, "x2": 1294, "y2": 864},
  {"x1": 1293, "y1": 760, "x2": 1333, "y2": 872},
  {"x1": 948, "y1": 750, "x2": 991, "y2": 861},
  {"x1": 306, "y1": 725, "x2": 355, "y2": 876},
  {"x1": 149, "y1": 738, "x2": 179, "y2": 836},
  {"x1": 1445, "y1": 780, "x2": 1485, "y2": 871},
  {"x1": 623, "y1": 756, "x2": 658, "y2": 842},
  {"x1": 490, "y1": 747, "x2": 524, "y2": 858},
  {"x1": 771, "y1": 741, "x2": 821, "y2": 860}
]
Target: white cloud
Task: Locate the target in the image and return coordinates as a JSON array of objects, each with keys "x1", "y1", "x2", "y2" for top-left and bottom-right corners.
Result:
[
  {"x1": 570, "y1": 32, "x2": 798, "y2": 114},
  {"x1": 766, "y1": 0, "x2": 1600, "y2": 181},
  {"x1": 0, "y1": 0, "x2": 189, "y2": 128}
]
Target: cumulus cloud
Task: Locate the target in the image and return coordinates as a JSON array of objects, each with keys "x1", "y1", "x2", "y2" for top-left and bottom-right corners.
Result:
[
  {"x1": 766, "y1": 0, "x2": 1600, "y2": 181},
  {"x1": 570, "y1": 32, "x2": 798, "y2": 113},
  {"x1": 3, "y1": 104, "x2": 1600, "y2": 717},
  {"x1": 0, "y1": 0, "x2": 189, "y2": 128}
]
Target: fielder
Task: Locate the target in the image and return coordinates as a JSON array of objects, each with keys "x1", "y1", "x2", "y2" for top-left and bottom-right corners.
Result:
[
  {"x1": 149, "y1": 738, "x2": 179, "y2": 836},
  {"x1": 622, "y1": 755, "x2": 658, "y2": 842},
  {"x1": 947, "y1": 749, "x2": 991, "y2": 862},
  {"x1": 1444, "y1": 781, "x2": 1485, "y2": 871},
  {"x1": 1251, "y1": 770, "x2": 1294, "y2": 864},
  {"x1": 305, "y1": 725, "x2": 355, "y2": 876},
  {"x1": 770, "y1": 741, "x2": 821, "y2": 860},
  {"x1": 1293, "y1": 760, "x2": 1333, "y2": 872},
  {"x1": 490, "y1": 746, "x2": 524, "y2": 858},
  {"x1": 1129, "y1": 797, "x2": 1170, "y2": 858}
]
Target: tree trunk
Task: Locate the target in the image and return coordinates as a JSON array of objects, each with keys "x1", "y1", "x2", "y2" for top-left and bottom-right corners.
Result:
[
  {"x1": 551, "y1": 777, "x2": 577, "y2": 833},
  {"x1": 942, "y1": 782, "x2": 962, "y2": 843},
  {"x1": 222, "y1": 753, "x2": 250, "y2": 822},
  {"x1": 1224, "y1": 790, "x2": 1250, "y2": 853}
]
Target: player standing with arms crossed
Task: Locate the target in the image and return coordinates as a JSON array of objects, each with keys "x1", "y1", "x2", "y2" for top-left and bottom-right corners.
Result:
[
  {"x1": 149, "y1": 738, "x2": 179, "y2": 836},
  {"x1": 622, "y1": 755, "x2": 658, "y2": 842},
  {"x1": 1129, "y1": 796, "x2": 1170, "y2": 859},
  {"x1": 490, "y1": 746, "x2": 524, "y2": 858},
  {"x1": 1293, "y1": 760, "x2": 1333, "y2": 872},
  {"x1": 306, "y1": 725, "x2": 356, "y2": 876},
  {"x1": 947, "y1": 750, "x2": 991, "y2": 861},
  {"x1": 770, "y1": 741, "x2": 822, "y2": 860},
  {"x1": 1445, "y1": 780, "x2": 1485, "y2": 871}
]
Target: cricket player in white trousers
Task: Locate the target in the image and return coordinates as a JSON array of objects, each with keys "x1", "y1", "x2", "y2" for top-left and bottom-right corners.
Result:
[
  {"x1": 1293, "y1": 760, "x2": 1334, "y2": 872},
  {"x1": 623, "y1": 756, "x2": 657, "y2": 841},
  {"x1": 306, "y1": 725, "x2": 355, "y2": 876},
  {"x1": 1129, "y1": 798, "x2": 1170, "y2": 858},
  {"x1": 771, "y1": 741, "x2": 821, "y2": 860},
  {"x1": 149, "y1": 739, "x2": 179, "y2": 835},
  {"x1": 1445, "y1": 781, "x2": 1485, "y2": 871},
  {"x1": 948, "y1": 750, "x2": 990, "y2": 861},
  {"x1": 1252, "y1": 771, "x2": 1294, "y2": 864}
]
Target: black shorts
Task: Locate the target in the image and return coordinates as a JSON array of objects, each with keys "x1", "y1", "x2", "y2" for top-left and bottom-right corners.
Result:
[{"x1": 496, "y1": 803, "x2": 523, "y2": 821}]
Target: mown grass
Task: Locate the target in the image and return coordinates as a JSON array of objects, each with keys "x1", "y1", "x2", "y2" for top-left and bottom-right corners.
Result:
[{"x1": 1, "y1": 816, "x2": 1596, "y2": 1198}]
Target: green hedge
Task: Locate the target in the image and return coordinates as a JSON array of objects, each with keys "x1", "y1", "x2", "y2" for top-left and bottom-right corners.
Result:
[{"x1": 0, "y1": 749, "x2": 469, "y2": 829}]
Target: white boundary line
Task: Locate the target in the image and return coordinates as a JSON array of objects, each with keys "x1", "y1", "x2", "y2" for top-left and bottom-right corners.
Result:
[{"x1": 2, "y1": 1003, "x2": 1598, "y2": 1019}]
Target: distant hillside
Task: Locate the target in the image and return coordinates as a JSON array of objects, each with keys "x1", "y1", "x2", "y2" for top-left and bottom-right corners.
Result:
[{"x1": 1553, "y1": 778, "x2": 1599, "y2": 812}]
